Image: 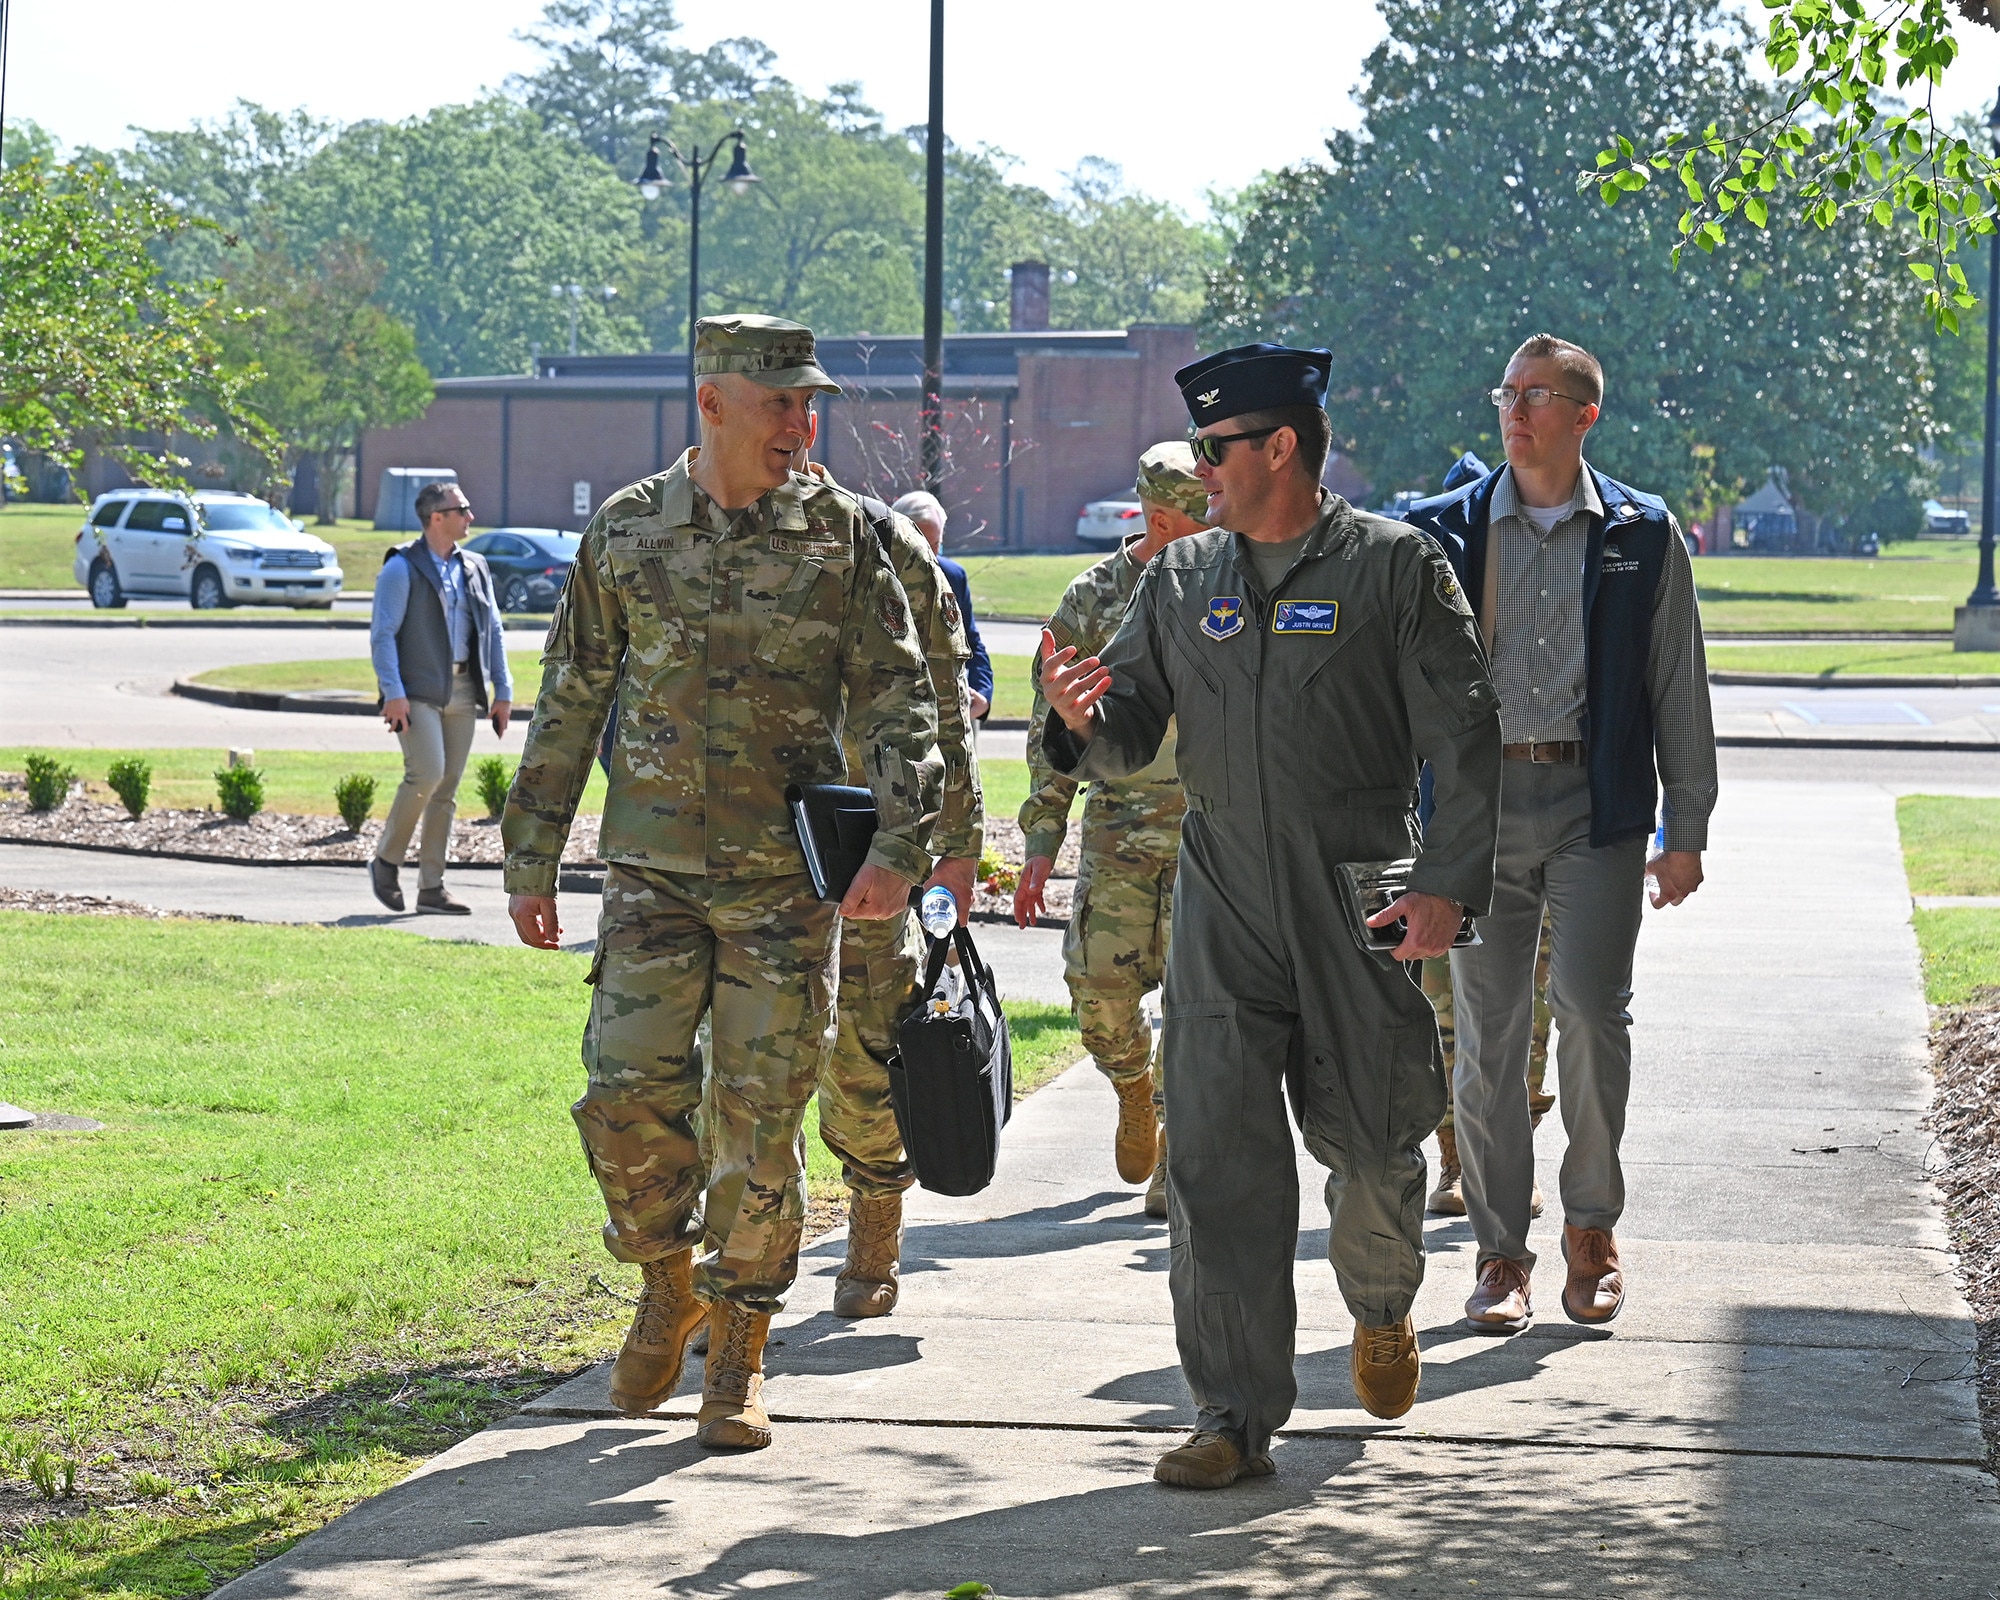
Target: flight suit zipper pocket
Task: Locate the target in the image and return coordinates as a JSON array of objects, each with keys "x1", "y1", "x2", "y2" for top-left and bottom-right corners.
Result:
[
  {"x1": 753, "y1": 558, "x2": 825, "y2": 665},
  {"x1": 638, "y1": 557, "x2": 693, "y2": 659}
]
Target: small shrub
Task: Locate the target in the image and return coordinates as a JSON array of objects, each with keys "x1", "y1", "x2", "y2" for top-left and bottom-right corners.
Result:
[
  {"x1": 104, "y1": 756, "x2": 153, "y2": 819},
  {"x1": 978, "y1": 846, "x2": 1019, "y2": 895},
  {"x1": 22, "y1": 754, "x2": 77, "y2": 812},
  {"x1": 474, "y1": 755, "x2": 513, "y2": 819},
  {"x1": 333, "y1": 772, "x2": 377, "y2": 834},
  {"x1": 214, "y1": 765, "x2": 266, "y2": 820}
]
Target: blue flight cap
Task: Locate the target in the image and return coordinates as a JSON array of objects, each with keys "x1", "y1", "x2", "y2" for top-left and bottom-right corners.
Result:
[{"x1": 1175, "y1": 343, "x2": 1332, "y2": 425}]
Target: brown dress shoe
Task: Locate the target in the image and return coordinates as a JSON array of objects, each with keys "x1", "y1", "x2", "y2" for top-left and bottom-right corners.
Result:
[
  {"x1": 1153, "y1": 1431, "x2": 1275, "y2": 1489},
  {"x1": 1530, "y1": 1175, "x2": 1544, "y2": 1219},
  {"x1": 696, "y1": 1300, "x2": 774, "y2": 1450},
  {"x1": 833, "y1": 1190, "x2": 903, "y2": 1317},
  {"x1": 369, "y1": 856, "x2": 404, "y2": 911},
  {"x1": 1562, "y1": 1224, "x2": 1625, "y2": 1325},
  {"x1": 1143, "y1": 1128, "x2": 1169, "y2": 1218},
  {"x1": 1112, "y1": 1073, "x2": 1159, "y2": 1184},
  {"x1": 606, "y1": 1249, "x2": 708, "y2": 1415},
  {"x1": 1351, "y1": 1315, "x2": 1421, "y2": 1419},
  {"x1": 1427, "y1": 1126, "x2": 1466, "y2": 1215},
  {"x1": 416, "y1": 885, "x2": 471, "y2": 915},
  {"x1": 1463, "y1": 1256, "x2": 1533, "y2": 1335}
]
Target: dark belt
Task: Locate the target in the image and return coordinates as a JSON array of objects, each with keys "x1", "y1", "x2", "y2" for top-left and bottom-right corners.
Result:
[{"x1": 1503, "y1": 739, "x2": 1583, "y2": 764}]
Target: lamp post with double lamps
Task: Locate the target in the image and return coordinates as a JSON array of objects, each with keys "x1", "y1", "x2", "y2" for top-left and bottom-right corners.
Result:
[{"x1": 635, "y1": 130, "x2": 761, "y2": 449}]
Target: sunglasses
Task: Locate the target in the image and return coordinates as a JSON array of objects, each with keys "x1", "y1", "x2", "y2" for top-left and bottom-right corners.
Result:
[
  {"x1": 435, "y1": 503, "x2": 473, "y2": 517},
  {"x1": 1188, "y1": 427, "x2": 1282, "y2": 467}
]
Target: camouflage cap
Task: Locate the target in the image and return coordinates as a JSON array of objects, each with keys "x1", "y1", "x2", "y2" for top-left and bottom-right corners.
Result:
[
  {"x1": 1134, "y1": 440, "x2": 1211, "y2": 520},
  {"x1": 693, "y1": 314, "x2": 840, "y2": 392}
]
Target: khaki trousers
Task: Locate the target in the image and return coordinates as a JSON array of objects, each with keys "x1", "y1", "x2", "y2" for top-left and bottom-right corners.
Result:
[{"x1": 377, "y1": 675, "x2": 477, "y2": 889}]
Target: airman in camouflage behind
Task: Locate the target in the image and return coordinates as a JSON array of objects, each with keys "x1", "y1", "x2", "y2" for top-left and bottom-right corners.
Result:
[
  {"x1": 800, "y1": 453, "x2": 984, "y2": 1320},
  {"x1": 502, "y1": 314, "x2": 944, "y2": 1453},
  {"x1": 1014, "y1": 442, "x2": 1210, "y2": 1213}
]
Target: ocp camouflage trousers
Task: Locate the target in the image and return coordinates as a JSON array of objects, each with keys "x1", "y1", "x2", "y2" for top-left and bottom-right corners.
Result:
[
  {"x1": 1424, "y1": 911, "x2": 1555, "y2": 1133},
  {"x1": 575, "y1": 864, "x2": 837, "y2": 1312},
  {"x1": 818, "y1": 905, "x2": 923, "y2": 1199},
  {"x1": 1065, "y1": 842, "x2": 1175, "y2": 1092}
]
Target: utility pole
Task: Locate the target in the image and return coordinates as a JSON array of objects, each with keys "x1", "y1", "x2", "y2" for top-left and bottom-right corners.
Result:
[
  {"x1": 922, "y1": 0, "x2": 945, "y2": 495},
  {"x1": 1958, "y1": 87, "x2": 2000, "y2": 650}
]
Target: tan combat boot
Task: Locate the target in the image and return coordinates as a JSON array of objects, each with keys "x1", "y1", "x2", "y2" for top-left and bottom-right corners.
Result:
[
  {"x1": 696, "y1": 1299, "x2": 774, "y2": 1450},
  {"x1": 1153, "y1": 1430, "x2": 1275, "y2": 1489},
  {"x1": 1143, "y1": 1127, "x2": 1169, "y2": 1219},
  {"x1": 1351, "y1": 1315, "x2": 1421, "y2": 1419},
  {"x1": 606, "y1": 1248, "x2": 708, "y2": 1416},
  {"x1": 1427, "y1": 1126, "x2": 1466, "y2": 1216},
  {"x1": 1113, "y1": 1073, "x2": 1159, "y2": 1184},
  {"x1": 833, "y1": 1190, "x2": 903, "y2": 1318}
]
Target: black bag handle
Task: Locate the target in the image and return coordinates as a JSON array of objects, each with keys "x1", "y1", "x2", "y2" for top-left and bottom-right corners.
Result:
[{"x1": 919, "y1": 924, "x2": 993, "y2": 997}]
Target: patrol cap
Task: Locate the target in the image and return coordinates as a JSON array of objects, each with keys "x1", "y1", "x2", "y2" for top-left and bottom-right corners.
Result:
[
  {"x1": 693, "y1": 314, "x2": 840, "y2": 393},
  {"x1": 1133, "y1": 440, "x2": 1210, "y2": 520},
  {"x1": 1174, "y1": 342, "x2": 1332, "y2": 425}
]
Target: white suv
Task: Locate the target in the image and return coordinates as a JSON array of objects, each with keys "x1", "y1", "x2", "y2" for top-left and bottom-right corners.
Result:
[{"x1": 74, "y1": 491, "x2": 344, "y2": 610}]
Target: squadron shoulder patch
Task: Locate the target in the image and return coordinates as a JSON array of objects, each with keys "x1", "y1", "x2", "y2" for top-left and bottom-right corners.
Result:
[
  {"x1": 877, "y1": 591, "x2": 910, "y2": 639},
  {"x1": 1433, "y1": 564, "x2": 1471, "y2": 615},
  {"x1": 1201, "y1": 596, "x2": 1245, "y2": 640},
  {"x1": 939, "y1": 592, "x2": 962, "y2": 632},
  {"x1": 1271, "y1": 599, "x2": 1339, "y2": 635}
]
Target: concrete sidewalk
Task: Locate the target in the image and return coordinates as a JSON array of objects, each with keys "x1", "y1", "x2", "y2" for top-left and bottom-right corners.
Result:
[{"x1": 214, "y1": 780, "x2": 1997, "y2": 1596}]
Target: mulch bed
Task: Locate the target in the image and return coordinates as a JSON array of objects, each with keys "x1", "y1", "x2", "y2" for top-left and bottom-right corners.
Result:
[
  {"x1": 0, "y1": 795, "x2": 603, "y2": 867},
  {"x1": 1927, "y1": 1005, "x2": 2000, "y2": 1460},
  {"x1": 0, "y1": 887, "x2": 240, "y2": 921}
]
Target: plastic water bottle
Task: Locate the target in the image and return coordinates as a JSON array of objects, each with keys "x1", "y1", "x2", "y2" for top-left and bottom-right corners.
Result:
[
  {"x1": 920, "y1": 885, "x2": 958, "y2": 940},
  {"x1": 1645, "y1": 820, "x2": 1665, "y2": 906}
]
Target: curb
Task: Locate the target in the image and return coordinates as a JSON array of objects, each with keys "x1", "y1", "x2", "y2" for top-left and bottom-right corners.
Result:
[
  {"x1": 1711, "y1": 670, "x2": 2000, "y2": 688},
  {"x1": 171, "y1": 679, "x2": 539, "y2": 717},
  {"x1": 1714, "y1": 735, "x2": 2000, "y2": 752}
]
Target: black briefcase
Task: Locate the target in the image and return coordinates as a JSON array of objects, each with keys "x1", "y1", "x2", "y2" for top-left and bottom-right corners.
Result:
[
  {"x1": 890, "y1": 925, "x2": 1013, "y2": 1197},
  {"x1": 786, "y1": 783, "x2": 877, "y2": 903}
]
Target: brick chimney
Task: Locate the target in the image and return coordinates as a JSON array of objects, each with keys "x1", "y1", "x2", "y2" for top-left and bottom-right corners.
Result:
[{"x1": 1010, "y1": 261, "x2": 1051, "y2": 331}]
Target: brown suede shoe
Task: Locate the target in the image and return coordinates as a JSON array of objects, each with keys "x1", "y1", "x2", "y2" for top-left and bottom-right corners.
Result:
[
  {"x1": 1562, "y1": 1224, "x2": 1625, "y2": 1325},
  {"x1": 1531, "y1": 1175, "x2": 1545, "y2": 1219},
  {"x1": 1427, "y1": 1126, "x2": 1466, "y2": 1215},
  {"x1": 1143, "y1": 1127, "x2": 1169, "y2": 1219},
  {"x1": 1113, "y1": 1073, "x2": 1159, "y2": 1184},
  {"x1": 1464, "y1": 1256, "x2": 1533, "y2": 1335},
  {"x1": 606, "y1": 1249, "x2": 708, "y2": 1415},
  {"x1": 833, "y1": 1190, "x2": 903, "y2": 1318},
  {"x1": 696, "y1": 1300, "x2": 774, "y2": 1450},
  {"x1": 1351, "y1": 1315, "x2": 1420, "y2": 1419},
  {"x1": 369, "y1": 856, "x2": 404, "y2": 912},
  {"x1": 1152, "y1": 1431, "x2": 1275, "y2": 1489}
]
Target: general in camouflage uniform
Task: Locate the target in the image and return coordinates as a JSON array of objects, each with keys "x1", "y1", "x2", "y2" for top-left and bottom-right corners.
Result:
[
  {"x1": 1017, "y1": 443, "x2": 1210, "y2": 1215},
  {"x1": 501, "y1": 315, "x2": 943, "y2": 1452},
  {"x1": 813, "y1": 466, "x2": 983, "y2": 1319}
]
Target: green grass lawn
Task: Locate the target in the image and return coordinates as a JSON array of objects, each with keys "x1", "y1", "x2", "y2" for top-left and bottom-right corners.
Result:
[
  {"x1": 1708, "y1": 641, "x2": 2000, "y2": 676},
  {"x1": 1692, "y1": 541, "x2": 1976, "y2": 632},
  {"x1": 0, "y1": 913, "x2": 1079, "y2": 1595},
  {"x1": 959, "y1": 553, "x2": 1098, "y2": 619},
  {"x1": 0, "y1": 504, "x2": 402, "y2": 597},
  {"x1": 0, "y1": 746, "x2": 608, "y2": 821},
  {"x1": 1898, "y1": 795, "x2": 2000, "y2": 1005}
]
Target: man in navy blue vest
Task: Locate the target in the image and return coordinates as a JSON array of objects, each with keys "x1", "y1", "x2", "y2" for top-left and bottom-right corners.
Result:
[{"x1": 1402, "y1": 334, "x2": 1716, "y2": 1335}]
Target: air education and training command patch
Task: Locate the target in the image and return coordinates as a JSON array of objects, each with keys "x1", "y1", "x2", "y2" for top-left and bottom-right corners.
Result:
[
  {"x1": 1271, "y1": 600, "x2": 1339, "y2": 635},
  {"x1": 1201, "y1": 596, "x2": 1245, "y2": 640}
]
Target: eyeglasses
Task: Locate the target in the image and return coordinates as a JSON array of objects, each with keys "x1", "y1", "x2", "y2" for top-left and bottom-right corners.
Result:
[
  {"x1": 1188, "y1": 427, "x2": 1281, "y2": 467},
  {"x1": 1489, "y1": 386, "x2": 1590, "y2": 410},
  {"x1": 435, "y1": 503, "x2": 473, "y2": 518}
]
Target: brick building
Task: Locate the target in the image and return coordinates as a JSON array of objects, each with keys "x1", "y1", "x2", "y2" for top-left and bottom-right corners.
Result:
[{"x1": 357, "y1": 322, "x2": 1201, "y2": 551}]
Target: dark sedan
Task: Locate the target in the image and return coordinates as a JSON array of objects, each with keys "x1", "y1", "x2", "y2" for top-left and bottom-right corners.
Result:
[{"x1": 463, "y1": 528, "x2": 581, "y2": 613}]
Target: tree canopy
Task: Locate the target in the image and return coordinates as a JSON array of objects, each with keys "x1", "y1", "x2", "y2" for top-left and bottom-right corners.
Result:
[{"x1": 1207, "y1": 0, "x2": 1948, "y2": 527}]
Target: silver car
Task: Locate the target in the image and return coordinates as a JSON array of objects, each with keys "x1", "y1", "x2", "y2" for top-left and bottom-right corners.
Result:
[
  {"x1": 73, "y1": 491, "x2": 344, "y2": 610},
  {"x1": 1075, "y1": 499, "x2": 1146, "y2": 545}
]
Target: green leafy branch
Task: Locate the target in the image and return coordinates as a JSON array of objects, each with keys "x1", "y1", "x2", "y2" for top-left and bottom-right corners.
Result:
[{"x1": 1578, "y1": 0, "x2": 1998, "y2": 332}]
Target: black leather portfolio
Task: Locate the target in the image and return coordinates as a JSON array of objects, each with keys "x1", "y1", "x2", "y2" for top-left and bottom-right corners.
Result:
[
  {"x1": 1334, "y1": 858, "x2": 1481, "y2": 954},
  {"x1": 786, "y1": 783, "x2": 877, "y2": 903}
]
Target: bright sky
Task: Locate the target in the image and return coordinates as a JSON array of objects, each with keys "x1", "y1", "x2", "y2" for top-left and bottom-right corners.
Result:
[
  {"x1": 3, "y1": 0, "x2": 1385, "y2": 212},
  {"x1": 13, "y1": 1, "x2": 2000, "y2": 209}
]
